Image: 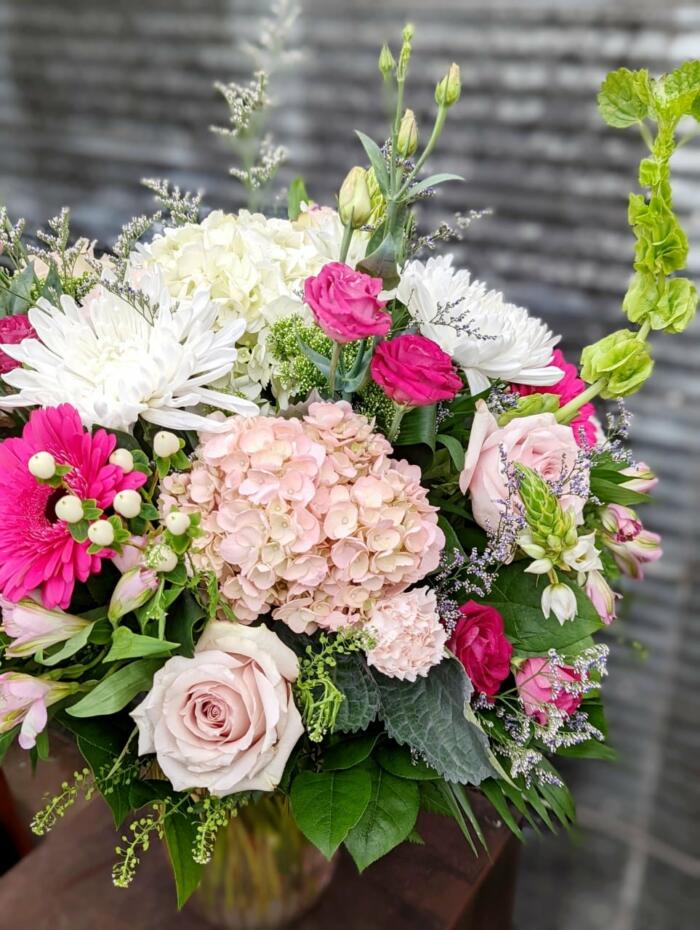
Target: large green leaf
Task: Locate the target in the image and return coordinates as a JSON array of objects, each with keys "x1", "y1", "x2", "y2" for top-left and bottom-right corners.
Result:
[
  {"x1": 167, "y1": 590, "x2": 205, "y2": 658},
  {"x1": 331, "y1": 652, "x2": 380, "y2": 734},
  {"x1": 344, "y1": 760, "x2": 420, "y2": 871},
  {"x1": 374, "y1": 658, "x2": 496, "y2": 785},
  {"x1": 104, "y1": 627, "x2": 179, "y2": 662},
  {"x1": 482, "y1": 564, "x2": 603, "y2": 656},
  {"x1": 290, "y1": 768, "x2": 372, "y2": 859},
  {"x1": 396, "y1": 404, "x2": 437, "y2": 451},
  {"x1": 66, "y1": 659, "x2": 164, "y2": 718},
  {"x1": 323, "y1": 732, "x2": 379, "y2": 771},
  {"x1": 164, "y1": 810, "x2": 204, "y2": 910}
]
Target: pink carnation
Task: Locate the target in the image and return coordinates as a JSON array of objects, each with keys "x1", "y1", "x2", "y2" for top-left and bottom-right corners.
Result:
[
  {"x1": 304, "y1": 262, "x2": 390, "y2": 344},
  {"x1": 365, "y1": 587, "x2": 447, "y2": 682},
  {"x1": 512, "y1": 349, "x2": 596, "y2": 447},
  {"x1": 0, "y1": 405, "x2": 146, "y2": 608},
  {"x1": 0, "y1": 314, "x2": 36, "y2": 375},
  {"x1": 160, "y1": 401, "x2": 444, "y2": 633}
]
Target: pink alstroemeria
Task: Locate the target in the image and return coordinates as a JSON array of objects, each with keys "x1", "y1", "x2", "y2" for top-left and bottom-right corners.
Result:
[
  {"x1": 1, "y1": 597, "x2": 91, "y2": 658},
  {"x1": 108, "y1": 566, "x2": 159, "y2": 623},
  {"x1": 585, "y1": 570, "x2": 619, "y2": 625},
  {"x1": 601, "y1": 504, "x2": 662, "y2": 580},
  {"x1": 0, "y1": 673, "x2": 75, "y2": 749},
  {"x1": 619, "y1": 462, "x2": 658, "y2": 495}
]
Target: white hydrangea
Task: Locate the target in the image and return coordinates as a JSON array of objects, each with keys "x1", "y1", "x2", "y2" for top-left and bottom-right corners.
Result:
[
  {"x1": 133, "y1": 207, "x2": 368, "y2": 404},
  {"x1": 397, "y1": 254, "x2": 562, "y2": 394}
]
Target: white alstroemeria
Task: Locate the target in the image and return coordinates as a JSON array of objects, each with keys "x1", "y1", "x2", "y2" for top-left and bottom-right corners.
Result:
[
  {"x1": 0, "y1": 272, "x2": 257, "y2": 432},
  {"x1": 561, "y1": 532, "x2": 603, "y2": 575},
  {"x1": 542, "y1": 582, "x2": 577, "y2": 625},
  {"x1": 1, "y1": 598, "x2": 92, "y2": 658},
  {"x1": 397, "y1": 254, "x2": 561, "y2": 394}
]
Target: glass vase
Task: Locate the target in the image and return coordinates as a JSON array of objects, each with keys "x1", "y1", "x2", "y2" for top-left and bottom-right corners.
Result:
[{"x1": 188, "y1": 794, "x2": 336, "y2": 930}]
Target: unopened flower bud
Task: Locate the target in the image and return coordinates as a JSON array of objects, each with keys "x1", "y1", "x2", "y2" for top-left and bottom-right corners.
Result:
[
  {"x1": 88, "y1": 519, "x2": 115, "y2": 547},
  {"x1": 165, "y1": 511, "x2": 190, "y2": 536},
  {"x1": 55, "y1": 495, "x2": 84, "y2": 524},
  {"x1": 396, "y1": 108, "x2": 418, "y2": 157},
  {"x1": 109, "y1": 448, "x2": 134, "y2": 473},
  {"x1": 108, "y1": 567, "x2": 159, "y2": 623},
  {"x1": 338, "y1": 166, "x2": 372, "y2": 229},
  {"x1": 397, "y1": 23, "x2": 415, "y2": 80},
  {"x1": 28, "y1": 451, "x2": 56, "y2": 480},
  {"x1": 378, "y1": 43, "x2": 395, "y2": 78},
  {"x1": 113, "y1": 489, "x2": 142, "y2": 519},
  {"x1": 153, "y1": 430, "x2": 180, "y2": 458},
  {"x1": 435, "y1": 63, "x2": 461, "y2": 107}
]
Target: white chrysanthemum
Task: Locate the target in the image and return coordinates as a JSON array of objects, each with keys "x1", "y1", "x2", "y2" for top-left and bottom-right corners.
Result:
[
  {"x1": 132, "y1": 208, "x2": 367, "y2": 404},
  {"x1": 0, "y1": 274, "x2": 258, "y2": 432},
  {"x1": 397, "y1": 254, "x2": 561, "y2": 394}
]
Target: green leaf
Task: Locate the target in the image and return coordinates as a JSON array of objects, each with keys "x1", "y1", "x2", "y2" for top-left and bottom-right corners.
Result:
[
  {"x1": 405, "y1": 172, "x2": 463, "y2": 200},
  {"x1": 588, "y1": 478, "x2": 650, "y2": 506},
  {"x1": 167, "y1": 591, "x2": 205, "y2": 658},
  {"x1": 36, "y1": 622, "x2": 95, "y2": 666},
  {"x1": 290, "y1": 768, "x2": 372, "y2": 859},
  {"x1": 656, "y1": 61, "x2": 700, "y2": 115},
  {"x1": 297, "y1": 336, "x2": 331, "y2": 377},
  {"x1": 323, "y1": 732, "x2": 379, "y2": 771},
  {"x1": 164, "y1": 810, "x2": 204, "y2": 910},
  {"x1": 355, "y1": 131, "x2": 390, "y2": 195},
  {"x1": 436, "y1": 433, "x2": 465, "y2": 471},
  {"x1": 104, "y1": 627, "x2": 179, "y2": 662},
  {"x1": 479, "y1": 780, "x2": 524, "y2": 841},
  {"x1": 0, "y1": 727, "x2": 18, "y2": 764},
  {"x1": 344, "y1": 761, "x2": 420, "y2": 871},
  {"x1": 356, "y1": 231, "x2": 401, "y2": 289},
  {"x1": 287, "y1": 177, "x2": 309, "y2": 220},
  {"x1": 375, "y1": 742, "x2": 440, "y2": 780},
  {"x1": 374, "y1": 658, "x2": 496, "y2": 784},
  {"x1": 419, "y1": 780, "x2": 452, "y2": 818},
  {"x1": 4, "y1": 264, "x2": 37, "y2": 315},
  {"x1": 598, "y1": 68, "x2": 651, "y2": 128},
  {"x1": 396, "y1": 404, "x2": 437, "y2": 451},
  {"x1": 67, "y1": 659, "x2": 164, "y2": 718},
  {"x1": 482, "y1": 564, "x2": 603, "y2": 656},
  {"x1": 331, "y1": 652, "x2": 380, "y2": 734}
]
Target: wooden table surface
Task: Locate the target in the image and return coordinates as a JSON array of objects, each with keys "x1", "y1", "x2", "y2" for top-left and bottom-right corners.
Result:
[{"x1": 1, "y1": 743, "x2": 519, "y2": 930}]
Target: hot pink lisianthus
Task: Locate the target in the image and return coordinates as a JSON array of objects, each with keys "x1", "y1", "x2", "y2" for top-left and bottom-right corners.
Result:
[
  {"x1": 304, "y1": 262, "x2": 391, "y2": 343},
  {"x1": 512, "y1": 349, "x2": 596, "y2": 447},
  {"x1": 0, "y1": 405, "x2": 146, "y2": 609},
  {"x1": 160, "y1": 401, "x2": 444, "y2": 633},
  {"x1": 448, "y1": 601, "x2": 513, "y2": 696},
  {"x1": 0, "y1": 314, "x2": 36, "y2": 375},
  {"x1": 459, "y1": 400, "x2": 587, "y2": 532},
  {"x1": 370, "y1": 333, "x2": 463, "y2": 406},
  {"x1": 601, "y1": 504, "x2": 662, "y2": 580},
  {"x1": 365, "y1": 587, "x2": 447, "y2": 682},
  {"x1": 515, "y1": 657, "x2": 582, "y2": 725}
]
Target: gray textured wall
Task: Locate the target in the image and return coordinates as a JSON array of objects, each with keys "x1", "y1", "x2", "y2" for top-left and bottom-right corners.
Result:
[{"x1": 0, "y1": 2, "x2": 699, "y2": 928}]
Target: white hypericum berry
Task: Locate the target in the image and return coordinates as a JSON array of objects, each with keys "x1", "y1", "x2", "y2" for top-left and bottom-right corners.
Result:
[
  {"x1": 87, "y1": 520, "x2": 115, "y2": 547},
  {"x1": 113, "y1": 490, "x2": 142, "y2": 519},
  {"x1": 109, "y1": 448, "x2": 135, "y2": 473},
  {"x1": 153, "y1": 431, "x2": 180, "y2": 458},
  {"x1": 148, "y1": 545, "x2": 178, "y2": 573},
  {"x1": 28, "y1": 451, "x2": 57, "y2": 480},
  {"x1": 165, "y1": 511, "x2": 190, "y2": 536},
  {"x1": 55, "y1": 495, "x2": 84, "y2": 524}
]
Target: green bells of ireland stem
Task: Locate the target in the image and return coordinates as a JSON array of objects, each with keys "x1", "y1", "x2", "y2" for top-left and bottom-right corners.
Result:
[
  {"x1": 497, "y1": 393, "x2": 559, "y2": 427},
  {"x1": 580, "y1": 329, "x2": 653, "y2": 399},
  {"x1": 623, "y1": 272, "x2": 698, "y2": 334}
]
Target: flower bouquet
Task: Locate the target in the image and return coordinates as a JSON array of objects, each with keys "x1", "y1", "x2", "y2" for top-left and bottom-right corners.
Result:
[{"x1": 0, "y1": 20, "x2": 694, "y2": 924}]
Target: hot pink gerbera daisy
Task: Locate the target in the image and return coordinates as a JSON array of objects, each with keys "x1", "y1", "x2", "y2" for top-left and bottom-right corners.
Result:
[
  {"x1": 512, "y1": 348, "x2": 597, "y2": 447},
  {"x1": 0, "y1": 404, "x2": 146, "y2": 609}
]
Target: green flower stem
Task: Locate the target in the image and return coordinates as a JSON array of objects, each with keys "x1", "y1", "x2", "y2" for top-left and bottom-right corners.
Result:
[
  {"x1": 327, "y1": 343, "x2": 342, "y2": 397},
  {"x1": 637, "y1": 320, "x2": 651, "y2": 341},
  {"x1": 388, "y1": 404, "x2": 408, "y2": 442},
  {"x1": 555, "y1": 377, "x2": 607, "y2": 424},
  {"x1": 396, "y1": 104, "x2": 448, "y2": 200},
  {"x1": 339, "y1": 223, "x2": 354, "y2": 263}
]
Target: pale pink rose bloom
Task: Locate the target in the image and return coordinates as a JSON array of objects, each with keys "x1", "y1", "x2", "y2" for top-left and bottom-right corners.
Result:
[
  {"x1": 0, "y1": 673, "x2": 73, "y2": 749},
  {"x1": 131, "y1": 622, "x2": 304, "y2": 796},
  {"x1": 1, "y1": 597, "x2": 91, "y2": 658},
  {"x1": 365, "y1": 587, "x2": 447, "y2": 682},
  {"x1": 459, "y1": 400, "x2": 587, "y2": 532}
]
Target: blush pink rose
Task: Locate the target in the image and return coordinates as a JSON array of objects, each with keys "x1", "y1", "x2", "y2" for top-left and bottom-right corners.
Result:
[
  {"x1": 448, "y1": 601, "x2": 512, "y2": 696},
  {"x1": 515, "y1": 657, "x2": 582, "y2": 725},
  {"x1": 459, "y1": 400, "x2": 587, "y2": 532},
  {"x1": 371, "y1": 333, "x2": 463, "y2": 407},
  {"x1": 0, "y1": 314, "x2": 36, "y2": 375},
  {"x1": 512, "y1": 349, "x2": 596, "y2": 447},
  {"x1": 131, "y1": 621, "x2": 304, "y2": 796},
  {"x1": 304, "y1": 261, "x2": 390, "y2": 343}
]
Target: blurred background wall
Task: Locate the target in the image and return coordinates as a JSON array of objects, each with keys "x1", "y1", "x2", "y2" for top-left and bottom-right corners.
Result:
[{"x1": 0, "y1": 1, "x2": 698, "y2": 928}]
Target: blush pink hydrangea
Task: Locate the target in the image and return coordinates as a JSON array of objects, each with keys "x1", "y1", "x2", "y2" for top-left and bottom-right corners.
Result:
[
  {"x1": 160, "y1": 401, "x2": 444, "y2": 633},
  {"x1": 365, "y1": 587, "x2": 447, "y2": 681}
]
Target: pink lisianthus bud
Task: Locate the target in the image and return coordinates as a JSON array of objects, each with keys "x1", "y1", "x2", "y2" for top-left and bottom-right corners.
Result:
[
  {"x1": 1, "y1": 596, "x2": 92, "y2": 658},
  {"x1": 619, "y1": 461, "x2": 658, "y2": 494},
  {"x1": 448, "y1": 601, "x2": 512, "y2": 696},
  {"x1": 515, "y1": 657, "x2": 582, "y2": 726},
  {"x1": 303, "y1": 262, "x2": 390, "y2": 344},
  {"x1": 600, "y1": 504, "x2": 662, "y2": 580},
  {"x1": 370, "y1": 333, "x2": 463, "y2": 407},
  {"x1": 0, "y1": 673, "x2": 75, "y2": 749},
  {"x1": 585, "y1": 570, "x2": 619, "y2": 625},
  {"x1": 108, "y1": 566, "x2": 159, "y2": 623}
]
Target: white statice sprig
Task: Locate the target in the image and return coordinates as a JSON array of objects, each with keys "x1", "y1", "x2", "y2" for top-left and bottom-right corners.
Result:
[
  {"x1": 397, "y1": 254, "x2": 561, "y2": 394},
  {"x1": 0, "y1": 271, "x2": 257, "y2": 432}
]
